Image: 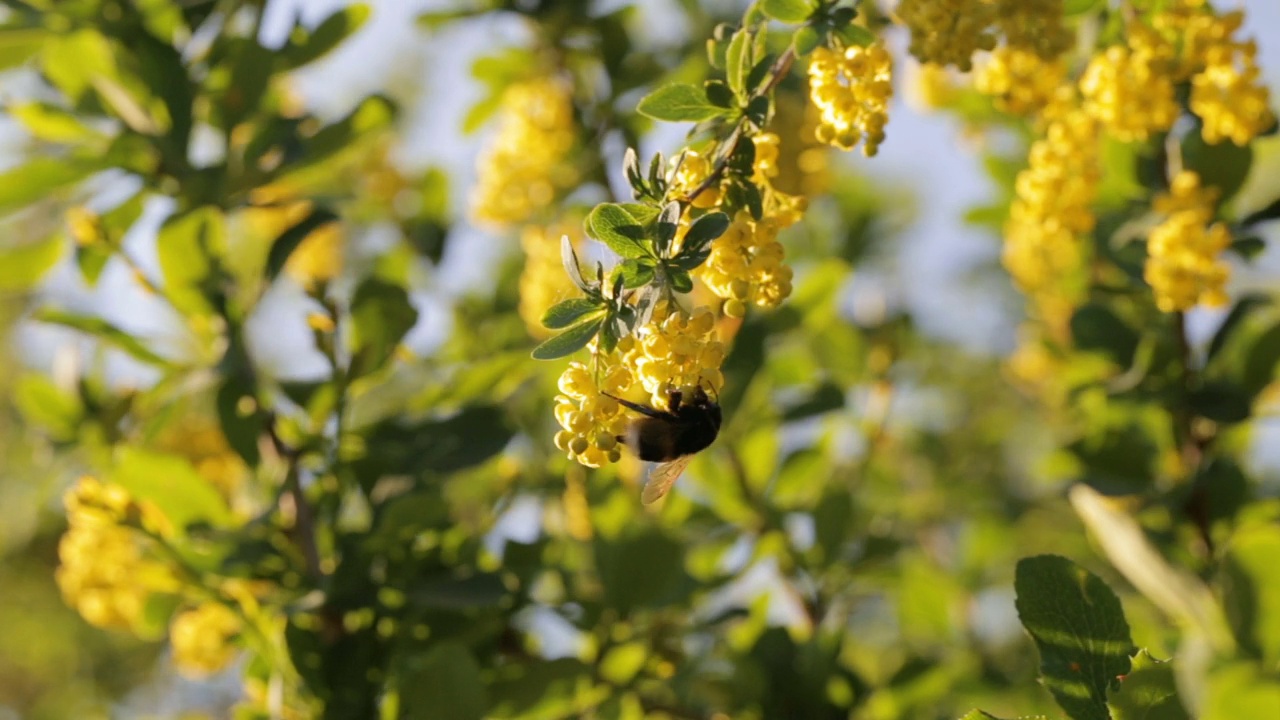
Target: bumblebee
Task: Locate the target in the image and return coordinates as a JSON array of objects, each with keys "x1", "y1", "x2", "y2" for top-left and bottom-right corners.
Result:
[{"x1": 606, "y1": 386, "x2": 722, "y2": 504}]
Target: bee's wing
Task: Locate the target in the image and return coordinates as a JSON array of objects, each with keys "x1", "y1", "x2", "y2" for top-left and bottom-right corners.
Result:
[{"x1": 640, "y1": 454, "x2": 694, "y2": 505}]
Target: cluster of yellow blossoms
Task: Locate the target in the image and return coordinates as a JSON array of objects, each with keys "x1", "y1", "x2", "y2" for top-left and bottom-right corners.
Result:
[
  {"x1": 518, "y1": 221, "x2": 582, "y2": 338},
  {"x1": 55, "y1": 476, "x2": 177, "y2": 633},
  {"x1": 899, "y1": 0, "x2": 1071, "y2": 70},
  {"x1": 554, "y1": 308, "x2": 724, "y2": 468},
  {"x1": 1145, "y1": 171, "x2": 1231, "y2": 313},
  {"x1": 1002, "y1": 99, "x2": 1101, "y2": 328},
  {"x1": 56, "y1": 476, "x2": 246, "y2": 677},
  {"x1": 807, "y1": 43, "x2": 893, "y2": 155},
  {"x1": 169, "y1": 602, "x2": 243, "y2": 677},
  {"x1": 975, "y1": 47, "x2": 1068, "y2": 116},
  {"x1": 471, "y1": 77, "x2": 579, "y2": 226},
  {"x1": 898, "y1": 0, "x2": 997, "y2": 71},
  {"x1": 1079, "y1": 25, "x2": 1179, "y2": 143},
  {"x1": 1080, "y1": 2, "x2": 1273, "y2": 146},
  {"x1": 683, "y1": 134, "x2": 806, "y2": 317}
]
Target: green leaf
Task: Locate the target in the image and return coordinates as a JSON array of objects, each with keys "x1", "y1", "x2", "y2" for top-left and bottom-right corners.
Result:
[
  {"x1": 793, "y1": 25, "x2": 823, "y2": 56},
  {"x1": 1190, "y1": 382, "x2": 1251, "y2": 423},
  {"x1": 1108, "y1": 650, "x2": 1189, "y2": 720},
  {"x1": 1183, "y1": 132, "x2": 1252, "y2": 203},
  {"x1": 216, "y1": 375, "x2": 267, "y2": 466},
  {"x1": 0, "y1": 157, "x2": 99, "y2": 216},
  {"x1": 488, "y1": 659, "x2": 606, "y2": 720},
  {"x1": 34, "y1": 309, "x2": 170, "y2": 366},
  {"x1": 542, "y1": 298, "x2": 605, "y2": 330},
  {"x1": 398, "y1": 642, "x2": 487, "y2": 720},
  {"x1": 8, "y1": 102, "x2": 104, "y2": 145},
  {"x1": 1241, "y1": 197, "x2": 1280, "y2": 228},
  {"x1": 782, "y1": 382, "x2": 845, "y2": 420},
  {"x1": 112, "y1": 447, "x2": 231, "y2": 529},
  {"x1": 349, "y1": 278, "x2": 419, "y2": 378},
  {"x1": 726, "y1": 28, "x2": 751, "y2": 96},
  {"x1": 0, "y1": 234, "x2": 64, "y2": 291},
  {"x1": 282, "y1": 4, "x2": 371, "y2": 70},
  {"x1": 1015, "y1": 555, "x2": 1134, "y2": 720},
  {"x1": 669, "y1": 269, "x2": 694, "y2": 294},
  {"x1": 1207, "y1": 295, "x2": 1268, "y2": 362},
  {"x1": 760, "y1": 0, "x2": 816, "y2": 23},
  {"x1": 1071, "y1": 303, "x2": 1138, "y2": 366},
  {"x1": 587, "y1": 203, "x2": 651, "y2": 259},
  {"x1": 1221, "y1": 524, "x2": 1280, "y2": 667},
  {"x1": 1202, "y1": 662, "x2": 1280, "y2": 720},
  {"x1": 636, "y1": 83, "x2": 726, "y2": 122},
  {"x1": 596, "y1": 528, "x2": 690, "y2": 613},
  {"x1": 612, "y1": 259, "x2": 656, "y2": 289},
  {"x1": 531, "y1": 316, "x2": 603, "y2": 360},
  {"x1": 0, "y1": 27, "x2": 46, "y2": 71},
  {"x1": 264, "y1": 207, "x2": 340, "y2": 282},
  {"x1": 40, "y1": 29, "x2": 116, "y2": 103},
  {"x1": 348, "y1": 406, "x2": 514, "y2": 492},
  {"x1": 683, "y1": 211, "x2": 730, "y2": 253},
  {"x1": 1242, "y1": 321, "x2": 1280, "y2": 397},
  {"x1": 836, "y1": 24, "x2": 877, "y2": 47},
  {"x1": 157, "y1": 206, "x2": 225, "y2": 315},
  {"x1": 1230, "y1": 235, "x2": 1266, "y2": 260},
  {"x1": 561, "y1": 234, "x2": 593, "y2": 293},
  {"x1": 14, "y1": 374, "x2": 82, "y2": 441}
]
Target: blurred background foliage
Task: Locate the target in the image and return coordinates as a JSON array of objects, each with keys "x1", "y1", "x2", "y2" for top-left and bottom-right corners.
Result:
[{"x1": 0, "y1": 0, "x2": 1277, "y2": 719}]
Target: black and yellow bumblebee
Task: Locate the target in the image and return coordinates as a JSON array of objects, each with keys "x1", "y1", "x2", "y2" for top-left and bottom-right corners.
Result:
[{"x1": 606, "y1": 386, "x2": 722, "y2": 504}]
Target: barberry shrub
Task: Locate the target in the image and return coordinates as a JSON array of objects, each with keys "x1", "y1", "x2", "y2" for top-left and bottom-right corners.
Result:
[{"x1": 0, "y1": 1, "x2": 1277, "y2": 718}]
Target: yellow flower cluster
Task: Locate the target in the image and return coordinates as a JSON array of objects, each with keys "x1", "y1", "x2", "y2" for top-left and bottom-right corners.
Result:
[
  {"x1": 518, "y1": 222, "x2": 582, "y2": 338},
  {"x1": 471, "y1": 77, "x2": 578, "y2": 226},
  {"x1": 679, "y1": 134, "x2": 806, "y2": 316},
  {"x1": 1181, "y1": 10, "x2": 1275, "y2": 146},
  {"x1": 808, "y1": 43, "x2": 893, "y2": 156},
  {"x1": 55, "y1": 476, "x2": 177, "y2": 632},
  {"x1": 629, "y1": 307, "x2": 725, "y2": 407},
  {"x1": 897, "y1": 0, "x2": 996, "y2": 71},
  {"x1": 697, "y1": 211, "x2": 796, "y2": 317},
  {"x1": 1079, "y1": 25, "x2": 1178, "y2": 142},
  {"x1": 1003, "y1": 101, "x2": 1100, "y2": 327},
  {"x1": 170, "y1": 602, "x2": 242, "y2": 677},
  {"x1": 552, "y1": 308, "x2": 725, "y2": 468},
  {"x1": 975, "y1": 47, "x2": 1068, "y2": 116},
  {"x1": 554, "y1": 355, "x2": 631, "y2": 468},
  {"x1": 994, "y1": 0, "x2": 1074, "y2": 60},
  {"x1": 1145, "y1": 171, "x2": 1231, "y2": 312}
]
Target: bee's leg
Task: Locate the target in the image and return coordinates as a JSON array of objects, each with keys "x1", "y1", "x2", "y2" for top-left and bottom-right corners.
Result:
[{"x1": 666, "y1": 387, "x2": 683, "y2": 412}]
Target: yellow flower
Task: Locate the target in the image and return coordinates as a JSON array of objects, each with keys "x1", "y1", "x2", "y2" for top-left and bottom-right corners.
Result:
[
  {"x1": 808, "y1": 43, "x2": 894, "y2": 156},
  {"x1": 1003, "y1": 100, "x2": 1100, "y2": 328},
  {"x1": 471, "y1": 77, "x2": 578, "y2": 226},
  {"x1": 554, "y1": 353, "x2": 633, "y2": 468},
  {"x1": 1145, "y1": 171, "x2": 1231, "y2": 312},
  {"x1": 993, "y1": 0, "x2": 1074, "y2": 60},
  {"x1": 55, "y1": 477, "x2": 178, "y2": 633},
  {"x1": 975, "y1": 47, "x2": 1069, "y2": 116},
  {"x1": 897, "y1": 0, "x2": 997, "y2": 71},
  {"x1": 519, "y1": 221, "x2": 583, "y2": 338},
  {"x1": 170, "y1": 602, "x2": 242, "y2": 677},
  {"x1": 1190, "y1": 39, "x2": 1274, "y2": 146},
  {"x1": 696, "y1": 211, "x2": 794, "y2": 313},
  {"x1": 627, "y1": 306, "x2": 725, "y2": 407},
  {"x1": 1079, "y1": 25, "x2": 1179, "y2": 142}
]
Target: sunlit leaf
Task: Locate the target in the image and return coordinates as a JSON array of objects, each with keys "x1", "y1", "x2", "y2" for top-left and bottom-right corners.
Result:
[{"x1": 1015, "y1": 555, "x2": 1134, "y2": 720}]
